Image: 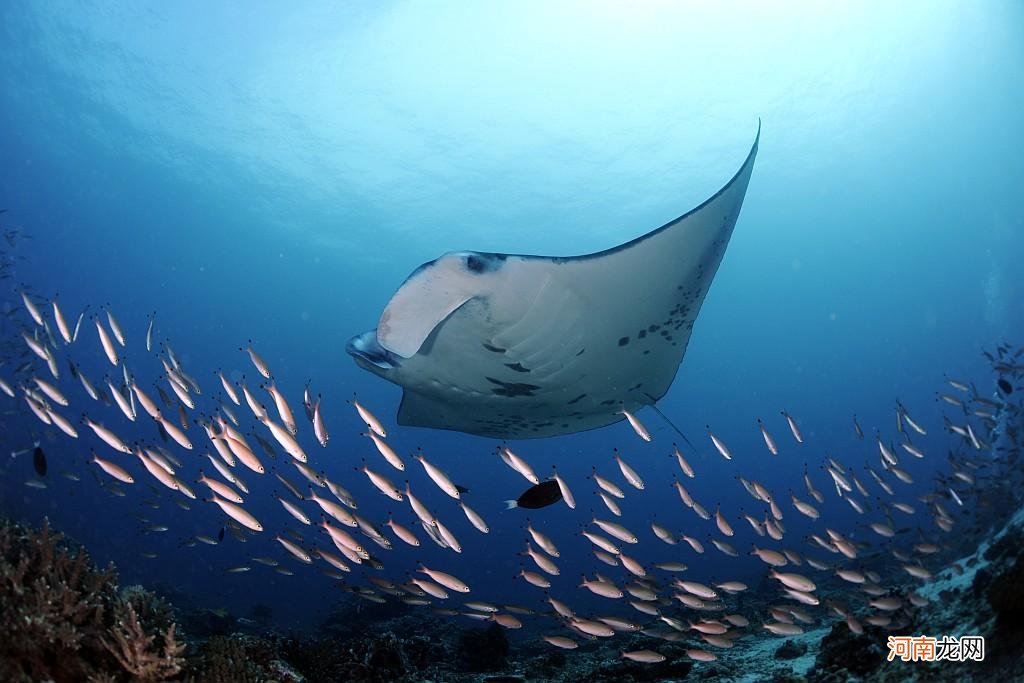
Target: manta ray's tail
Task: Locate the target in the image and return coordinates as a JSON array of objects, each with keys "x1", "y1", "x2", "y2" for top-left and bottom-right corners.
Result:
[{"x1": 644, "y1": 395, "x2": 698, "y2": 453}]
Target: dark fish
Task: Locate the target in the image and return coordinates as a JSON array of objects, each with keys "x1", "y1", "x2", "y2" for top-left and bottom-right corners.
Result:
[
  {"x1": 67, "y1": 359, "x2": 79, "y2": 379},
  {"x1": 218, "y1": 526, "x2": 225, "y2": 542},
  {"x1": 252, "y1": 432, "x2": 277, "y2": 458},
  {"x1": 33, "y1": 446, "x2": 47, "y2": 477},
  {"x1": 302, "y1": 382, "x2": 315, "y2": 423},
  {"x1": 505, "y1": 480, "x2": 562, "y2": 509},
  {"x1": 998, "y1": 378, "x2": 1013, "y2": 395},
  {"x1": 157, "y1": 386, "x2": 173, "y2": 407},
  {"x1": 157, "y1": 421, "x2": 169, "y2": 443}
]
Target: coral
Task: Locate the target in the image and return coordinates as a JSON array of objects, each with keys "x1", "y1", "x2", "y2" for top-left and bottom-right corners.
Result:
[
  {"x1": 0, "y1": 517, "x2": 184, "y2": 682},
  {"x1": 268, "y1": 658, "x2": 306, "y2": 682},
  {"x1": 180, "y1": 606, "x2": 237, "y2": 638},
  {"x1": 594, "y1": 656, "x2": 694, "y2": 682},
  {"x1": 0, "y1": 518, "x2": 112, "y2": 681},
  {"x1": 526, "y1": 649, "x2": 567, "y2": 680},
  {"x1": 364, "y1": 631, "x2": 409, "y2": 678},
  {"x1": 121, "y1": 584, "x2": 178, "y2": 633},
  {"x1": 187, "y1": 634, "x2": 280, "y2": 682},
  {"x1": 538, "y1": 641, "x2": 692, "y2": 683},
  {"x1": 101, "y1": 601, "x2": 185, "y2": 681},
  {"x1": 278, "y1": 633, "x2": 349, "y2": 681},
  {"x1": 278, "y1": 630, "x2": 414, "y2": 683},
  {"x1": 457, "y1": 622, "x2": 510, "y2": 672},
  {"x1": 771, "y1": 675, "x2": 808, "y2": 683}
]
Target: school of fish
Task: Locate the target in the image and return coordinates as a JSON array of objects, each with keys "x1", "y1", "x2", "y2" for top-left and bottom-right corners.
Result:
[{"x1": 2, "y1": 245, "x2": 1023, "y2": 664}]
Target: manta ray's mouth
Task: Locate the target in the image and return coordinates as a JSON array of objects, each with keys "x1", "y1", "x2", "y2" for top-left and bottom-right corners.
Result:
[{"x1": 346, "y1": 330, "x2": 400, "y2": 371}]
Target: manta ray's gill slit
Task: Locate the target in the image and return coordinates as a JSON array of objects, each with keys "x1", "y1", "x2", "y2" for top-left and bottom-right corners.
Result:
[{"x1": 484, "y1": 377, "x2": 541, "y2": 398}]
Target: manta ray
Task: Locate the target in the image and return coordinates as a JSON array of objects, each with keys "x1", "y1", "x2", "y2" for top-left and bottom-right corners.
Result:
[{"x1": 348, "y1": 123, "x2": 759, "y2": 439}]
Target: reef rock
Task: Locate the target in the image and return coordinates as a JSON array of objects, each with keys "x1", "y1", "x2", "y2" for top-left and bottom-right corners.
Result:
[{"x1": 775, "y1": 639, "x2": 808, "y2": 660}]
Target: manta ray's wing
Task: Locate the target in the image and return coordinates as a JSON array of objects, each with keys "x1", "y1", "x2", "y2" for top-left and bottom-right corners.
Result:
[{"x1": 348, "y1": 123, "x2": 759, "y2": 439}]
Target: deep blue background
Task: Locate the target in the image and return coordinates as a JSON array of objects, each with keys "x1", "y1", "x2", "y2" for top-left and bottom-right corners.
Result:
[{"x1": 1, "y1": 1, "x2": 1022, "y2": 633}]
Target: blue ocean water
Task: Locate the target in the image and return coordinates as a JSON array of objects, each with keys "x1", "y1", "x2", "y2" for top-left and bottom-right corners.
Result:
[{"x1": 1, "y1": 0, "x2": 1022, "y2": 643}]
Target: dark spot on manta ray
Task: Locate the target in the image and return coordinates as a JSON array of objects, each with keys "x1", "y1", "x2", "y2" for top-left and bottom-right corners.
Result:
[
  {"x1": 601, "y1": 399, "x2": 616, "y2": 406},
  {"x1": 643, "y1": 350, "x2": 651, "y2": 355},
  {"x1": 483, "y1": 342, "x2": 506, "y2": 353},
  {"x1": 464, "y1": 252, "x2": 506, "y2": 273},
  {"x1": 618, "y1": 336, "x2": 629, "y2": 346},
  {"x1": 638, "y1": 330, "x2": 647, "y2": 339},
  {"x1": 567, "y1": 393, "x2": 587, "y2": 405},
  {"x1": 485, "y1": 377, "x2": 541, "y2": 398},
  {"x1": 504, "y1": 362, "x2": 530, "y2": 373}
]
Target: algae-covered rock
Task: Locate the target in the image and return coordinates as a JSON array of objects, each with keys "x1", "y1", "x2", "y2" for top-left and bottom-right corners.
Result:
[
  {"x1": 775, "y1": 639, "x2": 808, "y2": 660},
  {"x1": 987, "y1": 553, "x2": 1024, "y2": 619},
  {"x1": 808, "y1": 621, "x2": 886, "y2": 680}
]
